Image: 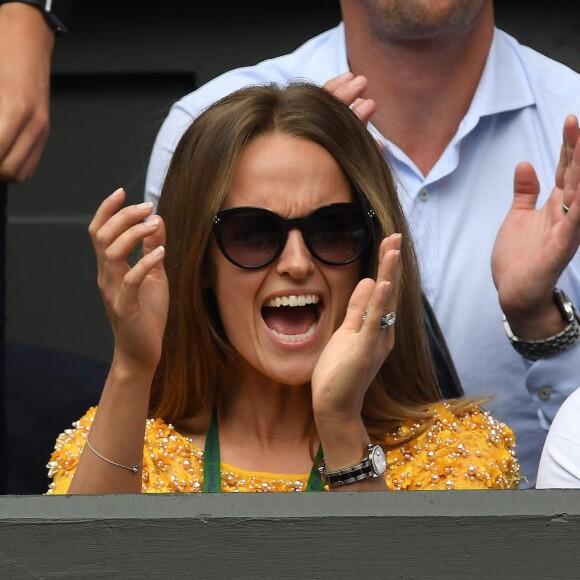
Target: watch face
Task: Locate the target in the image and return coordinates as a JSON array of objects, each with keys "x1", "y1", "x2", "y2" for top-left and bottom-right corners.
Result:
[{"x1": 371, "y1": 445, "x2": 387, "y2": 475}]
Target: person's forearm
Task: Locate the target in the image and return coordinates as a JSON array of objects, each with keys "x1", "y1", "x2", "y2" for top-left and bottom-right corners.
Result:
[
  {"x1": 0, "y1": 2, "x2": 55, "y2": 181},
  {"x1": 67, "y1": 360, "x2": 155, "y2": 495},
  {"x1": 0, "y1": 2, "x2": 55, "y2": 52},
  {"x1": 501, "y1": 294, "x2": 567, "y2": 340},
  {"x1": 316, "y1": 415, "x2": 387, "y2": 492}
]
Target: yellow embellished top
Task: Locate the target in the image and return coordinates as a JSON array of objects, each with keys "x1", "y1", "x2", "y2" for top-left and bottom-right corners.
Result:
[{"x1": 46, "y1": 403, "x2": 520, "y2": 494}]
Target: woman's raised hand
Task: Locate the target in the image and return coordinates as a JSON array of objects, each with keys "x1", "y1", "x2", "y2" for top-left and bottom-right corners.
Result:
[
  {"x1": 88, "y1": 188, "x2": 169, "y2": 373},
  {"x1": 311, "y1": 233, "x2": 402, "y2": 424}
]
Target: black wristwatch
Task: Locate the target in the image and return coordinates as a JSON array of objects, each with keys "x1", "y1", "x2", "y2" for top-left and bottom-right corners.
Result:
[
  {"x1": 0, "y1": 0, "x2": 72, "y2": 34},
  {"x1": 318, "y1": 444, "x2": 387, "y2": 487}
]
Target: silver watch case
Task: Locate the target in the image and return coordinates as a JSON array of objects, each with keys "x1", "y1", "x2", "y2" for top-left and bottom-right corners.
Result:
[{"x1": 369, "y1": 443, "x2": 387, "y2": 476}]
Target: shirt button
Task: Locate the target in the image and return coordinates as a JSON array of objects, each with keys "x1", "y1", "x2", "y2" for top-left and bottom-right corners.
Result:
[
  {"x1": 538, "y1": 387, "x2": 552, "y2": 401},
  {"x1": 419, "y1": 188, "x2": 429, "y2": 201}
]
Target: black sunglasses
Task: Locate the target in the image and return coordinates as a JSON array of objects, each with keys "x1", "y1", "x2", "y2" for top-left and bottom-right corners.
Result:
[{"x1": 212, "y1": 203, "x2": 374, "y2": 269}]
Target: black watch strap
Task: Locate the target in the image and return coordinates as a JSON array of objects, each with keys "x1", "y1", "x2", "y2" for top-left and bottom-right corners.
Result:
[
  {"x1": 0, "y1": 0, "x2": 72, "y2": 34},
  {"x1": 318, "y1": 444, "x2": 387, "y2": 487}
]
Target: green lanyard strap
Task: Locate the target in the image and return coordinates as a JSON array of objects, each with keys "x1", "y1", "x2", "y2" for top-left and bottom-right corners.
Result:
[
  {"x1": 202, "y1": 407, "x2": 324, "y2": 492},
  {"x1": 202, "y1": 407, "x2": 222, "y2": 493},
  {"x1": 309, "y1": 445, "x2": 325, "y2": 491}
]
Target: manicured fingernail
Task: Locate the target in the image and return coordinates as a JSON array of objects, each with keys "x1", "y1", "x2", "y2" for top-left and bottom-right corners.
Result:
[
  {"x1": 137, "y1": 202, "x2": 153, "y2": 211},
  {"x1": 152, "y1": 245, "x2": 165, "y2": 256},
  {"x1": 109, "y1": 188, "x2": 123, "y2": 199},
  {"x1": 146, "y1": 217, "x2": 160, "y2": 228}
]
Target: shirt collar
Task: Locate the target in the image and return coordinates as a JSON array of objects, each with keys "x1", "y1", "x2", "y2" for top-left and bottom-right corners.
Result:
[
  {"x1": 376, "y1": 28, "x2": 537, "y2": 184},
  {"x1": 335, "y1": 22, "x2": 350, "y2": 75},
  {"x1": 465, "y1": 28, "x2": 535, "y2": 121}
]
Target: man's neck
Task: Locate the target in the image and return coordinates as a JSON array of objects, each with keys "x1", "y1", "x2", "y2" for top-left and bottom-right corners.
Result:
[{"x1": 343, "y1": 3, "x2": 495, "y2": 177}]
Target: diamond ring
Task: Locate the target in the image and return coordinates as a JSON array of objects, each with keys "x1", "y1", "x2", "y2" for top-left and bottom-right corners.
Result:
[{"x1": 379, "y1": 312, "x2": 396, "y2": 330}]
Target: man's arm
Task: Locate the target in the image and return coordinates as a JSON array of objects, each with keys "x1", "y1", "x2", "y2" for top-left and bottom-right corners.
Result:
[
  {"x1": 492, "y1": 115, "x2": 580, "y2": 426},
  {"x1": 492, "y1": 115, "x2": 580, "y2": 344},
  {"x1": 0, "y1": 1, "x2": 55, "y2": 182}
]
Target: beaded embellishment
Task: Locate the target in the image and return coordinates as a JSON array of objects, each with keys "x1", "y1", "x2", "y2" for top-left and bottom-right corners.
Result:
[{"x1": 47, "y1": 403, "x2": 520, "y2": 494}]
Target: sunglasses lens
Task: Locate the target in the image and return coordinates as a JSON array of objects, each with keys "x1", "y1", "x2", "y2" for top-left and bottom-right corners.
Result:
[
  {"x1": 218, "y1": 210, "x2": 281, "y2": 267},
  {"x1": 307, "y1": 205, "x2": 370, "y2": 265}
]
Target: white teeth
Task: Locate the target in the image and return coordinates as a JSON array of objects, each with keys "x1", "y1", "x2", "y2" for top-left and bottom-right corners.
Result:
[
  {"x1": 266, "y1": 295, "x2": 320, "y2": 307},
  {"x1": 268, "y1": 322, "x2": 318, "y2": 343}
]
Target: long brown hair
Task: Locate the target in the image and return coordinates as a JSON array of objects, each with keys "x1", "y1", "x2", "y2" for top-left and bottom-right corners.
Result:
[{"x1": 152, "y1": 81, "x2": 448, "y2": 442}]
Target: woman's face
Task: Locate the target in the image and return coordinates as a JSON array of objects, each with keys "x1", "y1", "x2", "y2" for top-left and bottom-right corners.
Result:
[{"x1": 209, "y1": 132, "x2": 362, "y2": 386}]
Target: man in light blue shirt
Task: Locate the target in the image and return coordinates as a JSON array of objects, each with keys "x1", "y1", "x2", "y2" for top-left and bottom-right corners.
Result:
[{"x1": 145, "y1": 1, "x2": 580, "y2": 487}]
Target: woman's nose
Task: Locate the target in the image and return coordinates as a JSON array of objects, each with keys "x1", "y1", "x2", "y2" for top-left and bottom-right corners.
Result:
[{"x1": 276, "y1": 229, "x2": 315, "y2": 278}]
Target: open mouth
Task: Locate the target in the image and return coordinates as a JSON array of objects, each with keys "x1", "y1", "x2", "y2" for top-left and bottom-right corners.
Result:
[{"x1": 261, "y1": 294, "x2": 321, "y2": 343}]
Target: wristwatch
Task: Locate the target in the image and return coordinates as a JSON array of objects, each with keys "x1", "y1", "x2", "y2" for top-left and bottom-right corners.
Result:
[
  {"x1": 318, "y1": 443, "x2": 387, "y2": 487},
  {"x1": 0, "y1": 0, "x2": 72, "y2": 34},
  {"x1": 503, "y1": 288, "x2": 580, "y2": 361}
]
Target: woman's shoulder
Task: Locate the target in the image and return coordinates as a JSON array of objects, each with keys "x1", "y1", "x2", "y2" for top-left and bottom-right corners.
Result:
[
  {"x1": 47, "y1": 406, "x2": 98, "y2": 478},
  {"x1": 46, "y1": 406, "x2": 97, "y2": 494},
  {"x1": 382, "y1": 401, "x2": 520, "y2": 491}
]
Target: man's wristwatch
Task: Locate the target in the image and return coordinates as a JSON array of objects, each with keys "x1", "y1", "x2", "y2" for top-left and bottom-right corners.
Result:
[
  {"x1": 0, "y1": 0, "x2": 71, "y2": 34},
  {"x1": 503, "y1": 288, "x2": 580, "y2": 362},
  {"x1": 318, "y1": 443, "x2": 387, "y2": 487}
]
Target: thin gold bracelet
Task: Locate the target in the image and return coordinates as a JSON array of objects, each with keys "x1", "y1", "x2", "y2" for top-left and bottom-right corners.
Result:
[{"x1": 85, "y1": 435, "x2": 142, "y2": 474}]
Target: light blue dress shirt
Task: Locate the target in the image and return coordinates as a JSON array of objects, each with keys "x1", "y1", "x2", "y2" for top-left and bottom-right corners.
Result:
[{"x1": 145, "y1": 24, "x2": 580, "y2": 487}]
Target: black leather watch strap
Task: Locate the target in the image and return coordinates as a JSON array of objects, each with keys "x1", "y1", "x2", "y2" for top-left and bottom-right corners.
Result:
[{"x1": 0, "y1": 0, "x2": 72, "y2": 34}]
